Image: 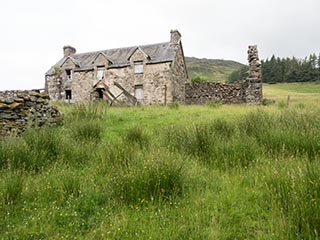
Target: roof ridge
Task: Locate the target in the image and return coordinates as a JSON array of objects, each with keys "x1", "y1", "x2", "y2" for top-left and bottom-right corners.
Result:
[{"x1": 72, "y1": 41, "x2": 170, "y2": 57}]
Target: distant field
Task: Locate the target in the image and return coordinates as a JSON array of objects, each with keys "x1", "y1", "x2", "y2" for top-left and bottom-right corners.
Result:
[
  {"x1": 0, "y1": 83, "x2": 319, "y2": 239},
  {"x1": 263, "y1": 82, "x2": 320, "y2": 107},
  {"x1": 263, "y1": 82, "x2": 320, "y2": 97}
]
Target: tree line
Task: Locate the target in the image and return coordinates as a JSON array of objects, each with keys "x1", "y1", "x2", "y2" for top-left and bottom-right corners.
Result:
[{"x1": 228, "y1": 53, "x2": 320, "y2": 83}]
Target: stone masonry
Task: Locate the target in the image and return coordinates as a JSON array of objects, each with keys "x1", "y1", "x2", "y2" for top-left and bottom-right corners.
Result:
[
  {"x1": 45, "y1": 30, "x2": 189, "y2": 105},
  {"x1": 0, "y1": 91, "x2": 61, "y2": 137},
  {"x1": 244, "y1": 45, "x2": 263, "y2": 104},
  {"x1": 185, "y1": 45, "x2": 263, "y2": 104},
  {"x1": 185, "y1": 81, "x2": 247, "y2": 104}
]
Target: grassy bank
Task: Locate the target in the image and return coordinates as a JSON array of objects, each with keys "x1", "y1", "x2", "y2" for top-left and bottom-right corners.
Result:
[{"x1": 0, "y1": 83, "x2": 319, "y2": 239}]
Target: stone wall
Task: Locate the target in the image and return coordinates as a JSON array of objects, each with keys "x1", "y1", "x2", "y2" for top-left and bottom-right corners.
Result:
[
  {"x1": 185, "y1": 82, "x2": 247, "y2": 104},
  {"x1": 0, "y1": 91, "x2": 61, "y2": 137},
  {"x1": 185, "y1": 45, "x2": 263, "y2": 105},
  {"x1": 171, "y1": 43, "x2": 189, "y2": 103}
]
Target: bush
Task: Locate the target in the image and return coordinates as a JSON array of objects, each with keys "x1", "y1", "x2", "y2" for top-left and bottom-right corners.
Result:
[{"x1": 191, "y1": 76, "x2": 208, "y2": 83}]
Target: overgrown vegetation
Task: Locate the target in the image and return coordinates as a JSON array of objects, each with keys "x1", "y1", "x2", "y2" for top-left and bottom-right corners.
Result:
[{"x1": 0, "y1": 83, "x2": 319, "y2": 239}]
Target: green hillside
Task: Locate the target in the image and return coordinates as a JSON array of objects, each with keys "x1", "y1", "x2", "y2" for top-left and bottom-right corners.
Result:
[{"x1": 185, "y1": 56, "x2": 245, "y2": 82}]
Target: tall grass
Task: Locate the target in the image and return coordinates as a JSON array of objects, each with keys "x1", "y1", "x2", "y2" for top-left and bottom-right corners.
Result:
[
  {"x1": 68, "y1": 102, "x2": 107, "y2": 120},
  {"x1": 69, "y1": 119, "x2": 104, "y2": 142},
  {"x1": 1, "y1": 172, "x2": 24, "y2": 204},
  {"x1": 266, "y1": 161, "x2": 320, "y2": 239},
  {"x1": 110, "y1": 151, "x2": 185, "y2": 205},
  {"x1": 123, "y1": 126, "x2": 149, "y2": 149},
  {"x1": 1, "y1": 99, "x2": 320, "y2": 238}
]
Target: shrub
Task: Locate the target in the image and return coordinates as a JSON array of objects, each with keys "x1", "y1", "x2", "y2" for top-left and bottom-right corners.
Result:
[{"x1": 191, "y1": 75, "x2": 208, "y2": 83}]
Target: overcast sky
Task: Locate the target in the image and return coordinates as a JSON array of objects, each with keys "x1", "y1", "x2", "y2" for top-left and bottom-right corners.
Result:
[{"x1": 0, "y1": 0, "x2": 319, "y2": 90}]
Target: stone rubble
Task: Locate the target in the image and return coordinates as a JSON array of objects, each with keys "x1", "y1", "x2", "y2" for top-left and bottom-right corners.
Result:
[{"x1": 0, "y1": 90, "x2": 62, "y2": 137}]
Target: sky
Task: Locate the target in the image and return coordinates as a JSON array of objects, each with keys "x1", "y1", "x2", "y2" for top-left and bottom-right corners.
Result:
[{"x1": 0, "y1": 0, "x2": 319, "y2": 90}]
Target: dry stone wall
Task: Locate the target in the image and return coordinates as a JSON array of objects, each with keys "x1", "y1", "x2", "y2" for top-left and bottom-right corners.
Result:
[
  {"x1": 185, "y1": 45, "x2": 263, "y2": 105},
  {"x1": 185, "y1": 82, "x2": 247, "y2": 104},
  {"x1": 0, "y1": 90, "x2": 61, "y2": 137}
]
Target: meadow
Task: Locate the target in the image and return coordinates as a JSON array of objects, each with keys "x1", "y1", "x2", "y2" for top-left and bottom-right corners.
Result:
[{"x1": 0, "y1": 82, "x2": 319, "y2": 239}]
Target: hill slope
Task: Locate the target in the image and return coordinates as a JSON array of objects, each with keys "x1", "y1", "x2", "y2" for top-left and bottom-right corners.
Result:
[{"x1": 185, "y1": 57, "x2": 245, "y2": 82}]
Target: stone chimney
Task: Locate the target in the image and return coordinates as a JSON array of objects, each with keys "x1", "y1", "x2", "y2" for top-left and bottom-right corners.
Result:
[
  {"x1": 170, "y1": 30, "x2": 181, "y2": 47},
  {"x1": 63, "y1": 45, "x2": 76, "y2": 57}
]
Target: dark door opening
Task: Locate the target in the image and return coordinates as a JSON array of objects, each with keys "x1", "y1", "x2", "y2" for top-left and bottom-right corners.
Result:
[
  {"x1": 65, "y1": 90, "x2": 72, "y2": 100},
  {"x1": 96, "y1": 88, "x2": 104, "y2": 100}
]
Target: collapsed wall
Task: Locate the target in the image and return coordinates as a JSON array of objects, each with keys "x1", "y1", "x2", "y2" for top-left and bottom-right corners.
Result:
[
  {"x1": 0, "y1": 90, "x2": 61, "y2": 137},
  {"x1": 185, "y1": 82, "x2": 246, "y2": 104},
  {"x1": 185, "y1": 45, "x2": 263, "y2": 104}
]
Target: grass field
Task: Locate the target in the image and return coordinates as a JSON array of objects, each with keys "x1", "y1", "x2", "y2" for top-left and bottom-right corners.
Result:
[{"x1": 0, "y1": 83, "x2": 320, "y2": 239}]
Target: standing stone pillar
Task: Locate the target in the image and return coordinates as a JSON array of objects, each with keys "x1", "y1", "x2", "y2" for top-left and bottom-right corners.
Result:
[{"x1": 244, "y1": 45, "x2": 263, "y2": 104}]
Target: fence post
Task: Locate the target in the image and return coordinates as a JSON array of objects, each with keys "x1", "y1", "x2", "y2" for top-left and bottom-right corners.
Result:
[{"x1": 286, "y1": 95, "x2": 290, "y2": 108}]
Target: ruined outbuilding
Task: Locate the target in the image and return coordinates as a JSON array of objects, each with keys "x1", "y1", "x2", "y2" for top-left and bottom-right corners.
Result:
[
  {"x1": 185, "y1": 45, "x2": 262, "y2": 104},
  {"x1": 45, "y1": 30, "x2": 188, "y2": 105}
]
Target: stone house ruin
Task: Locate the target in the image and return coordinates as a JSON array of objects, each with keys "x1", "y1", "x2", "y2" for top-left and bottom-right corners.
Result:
[
  {"x1": 45, "y1": 30, "x2": 188, "y2": 105},
  {"x1": 45, "y1": 29, "x2": 262, "y2": 105}
]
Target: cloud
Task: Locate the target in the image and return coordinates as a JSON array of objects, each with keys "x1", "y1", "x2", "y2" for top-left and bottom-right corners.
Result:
[{"x1": 0, "y1": 0, "x2": 319, "y2": 90}]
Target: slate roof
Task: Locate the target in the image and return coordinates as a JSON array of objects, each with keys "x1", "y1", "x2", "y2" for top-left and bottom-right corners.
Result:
[{"x1": 46, "y1": 42, "x2": 177, "y2": 75}]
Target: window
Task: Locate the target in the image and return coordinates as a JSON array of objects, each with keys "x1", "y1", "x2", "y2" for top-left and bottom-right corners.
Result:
[
  {"x1": 96, "y1": 67, "x2": 105, "y2": 80},
  {"x1": 65, "y1": 90, "x2": 72, "y2": 100},
  {"x1": 66, "y1": 69, "x2": 72, "y2": 80},
  {"x1": 134, "y1": 85, "x2": 143, "y2": 101},
  {"x1": 134, "y1": 61, "x2": 143, "y2": 74}
]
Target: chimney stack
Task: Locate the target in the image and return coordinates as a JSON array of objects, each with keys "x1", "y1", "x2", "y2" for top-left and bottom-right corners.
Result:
[
  {"x1": 63, "y1": 45, "x2": 76, "y2": 57},
  {"x1": 170, "y1": 30, "x2": 181, "y2": 47}
]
